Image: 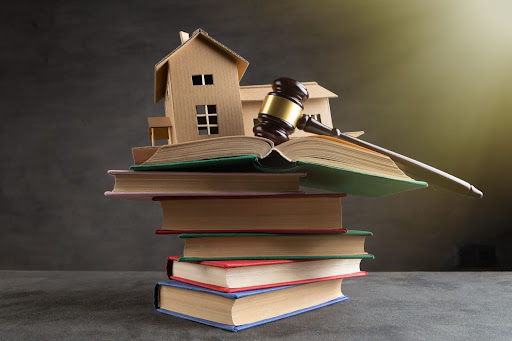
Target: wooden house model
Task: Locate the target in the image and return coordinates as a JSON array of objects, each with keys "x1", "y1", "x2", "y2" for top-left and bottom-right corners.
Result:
[
  {"x1": 152, "y1": 29, "x2": 248, "y2": 144},
  {"x1": 149, "y1": 29, "x2": 338, "y2": 145}
]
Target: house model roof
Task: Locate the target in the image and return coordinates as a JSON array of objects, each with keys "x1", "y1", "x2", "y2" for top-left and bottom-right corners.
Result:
[
  {"x1": 239, "y1": 82, "x2": 338, "y2": 101},
  {"x1": 154, "y1": 29, "x2": 249, "y2": 103}
]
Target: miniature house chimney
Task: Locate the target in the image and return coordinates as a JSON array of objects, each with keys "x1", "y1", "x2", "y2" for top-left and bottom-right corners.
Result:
[{"x1": 179, "y1": 31, "x2": 190, "y2": 44}]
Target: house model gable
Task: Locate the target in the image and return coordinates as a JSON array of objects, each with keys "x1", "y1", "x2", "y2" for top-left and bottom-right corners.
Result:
[{"x1": 154, "y1": 29, "x2": 249, "y2": 103}]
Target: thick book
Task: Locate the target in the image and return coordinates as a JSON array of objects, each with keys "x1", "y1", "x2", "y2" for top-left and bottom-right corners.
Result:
[
  {"x1": 178, "y1": 230, "x2": 374, "y2": 261},
  {"x1": 154, "y1": 279, "x2": 348, "y2": 331},
  {"x1": 167, "y1": 256, "x2": 367, "y2": 292},
  {"x1": 104, "y1": 170, "x2": 306, "y2": 200},
  {"x1": 130, "y1": 135, "x2": 428, "y2": 197},
  {"x1": 155, "y1": 194, "x2": 346, "y2": 233}
]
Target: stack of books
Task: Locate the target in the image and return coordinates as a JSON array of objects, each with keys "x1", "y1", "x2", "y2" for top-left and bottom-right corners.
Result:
[{"x1": 106, "y1": 135, "x2": 427, "y2": 331}]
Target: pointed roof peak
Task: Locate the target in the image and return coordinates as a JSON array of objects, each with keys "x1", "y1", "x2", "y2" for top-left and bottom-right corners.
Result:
[{"x1": 154, "y1": 29, "x2": 249, "y2": 103}]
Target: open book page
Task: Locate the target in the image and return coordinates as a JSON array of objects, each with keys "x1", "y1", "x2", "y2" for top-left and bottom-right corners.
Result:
[
  {"x1": 276, "y1": 136, "x2": 411, "y2": 180},
  {"x1": 132, "y1": 136, "x2": 273, "y2": 165}
]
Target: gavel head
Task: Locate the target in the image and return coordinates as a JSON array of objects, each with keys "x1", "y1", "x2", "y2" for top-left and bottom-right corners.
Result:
[{"x1": 253, "y1": 77, "x2": 309, "y2": 145}]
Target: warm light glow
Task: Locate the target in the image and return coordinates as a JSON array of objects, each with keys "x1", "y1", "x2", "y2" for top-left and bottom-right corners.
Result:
[
  {"x1": 314, "y1": 1, "x2": 512, "y2": 151},
  {"x1": 473, "y1": 0, "x2": 512, "y2": 39}
]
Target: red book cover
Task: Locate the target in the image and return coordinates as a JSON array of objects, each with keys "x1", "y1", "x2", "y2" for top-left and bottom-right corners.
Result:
[
  {"x1": 167, "y1": 256, "x2": 314, "y2": 268},
  {"x1": 153, "y1": 193, "x2": 347, "y2": 201},
  {"x1": 166, "y1": 256, "x2": 367, "y2": 293}
]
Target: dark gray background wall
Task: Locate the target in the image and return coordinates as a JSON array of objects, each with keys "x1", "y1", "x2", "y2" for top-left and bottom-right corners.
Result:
[{"x1": 1, "y1": 0, "x2": 511, "y2": 271}]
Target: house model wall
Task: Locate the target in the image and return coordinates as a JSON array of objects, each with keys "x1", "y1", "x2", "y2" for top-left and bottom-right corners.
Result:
[
  {"x1": 239, "y1": 82, "x2": 337, "y2": 138},
  {"x1": 153, "y1": 29, "x2": 248, "y2": 144},
  {"x1": 151, "y1": 29, "x2": 338, "y2": 144}
]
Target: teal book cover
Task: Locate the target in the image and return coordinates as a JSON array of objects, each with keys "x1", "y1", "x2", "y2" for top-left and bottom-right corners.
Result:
[
  {"x1": 178, "y1": 231, "x2": 374, "y2": 262},
  {"x1": 130, "y1": 155, "x2": 427, "y2": 197}
]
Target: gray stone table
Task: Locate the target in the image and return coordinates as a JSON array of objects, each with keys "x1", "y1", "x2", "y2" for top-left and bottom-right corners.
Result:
[{"x1": 1, "y1": 271, "x2": 511, "y2": 340}]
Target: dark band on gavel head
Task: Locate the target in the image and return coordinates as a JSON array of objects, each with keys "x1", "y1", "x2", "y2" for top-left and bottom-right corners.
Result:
[{"x1": 253, "y1": 77, "x2": 309, "y2": 145}]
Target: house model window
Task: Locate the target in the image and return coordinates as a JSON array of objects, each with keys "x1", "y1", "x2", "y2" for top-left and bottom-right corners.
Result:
[
  {"x1": 309, "y1": 114, "x2": 322, "y2": 123},
  {"x1": 196, "y1": 105, "x2": 219, "y2": 135},
  {"x1": 192, "y1": 74, "x2": 214, "y2": 85}
]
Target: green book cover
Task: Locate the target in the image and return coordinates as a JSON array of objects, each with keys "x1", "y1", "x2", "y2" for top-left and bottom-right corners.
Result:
[
  {"x1": 130, "y1": 155, "x2": 427, "y2": 197},
  {"x1": 178, "y1": 230, "x2": 374, "y2": 262},
  {"x1": 179, "y1": 230, "x2": 373, "y2": 238},
  {"x1": 274, "y1": 160, "x2": 427, "y2": 197},
  {"x1": 178, "y1": 254, "x2": 375, "y2": 262},
  {"x1": 129, "y1": 155, "x2": 258, "y2": 172}
]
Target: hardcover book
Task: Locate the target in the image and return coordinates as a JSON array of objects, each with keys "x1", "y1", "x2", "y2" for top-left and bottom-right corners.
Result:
[
  {"x1": 155, "y1": 194, "x2": 346, "y2": 233},
  {"x1": 167, "y1": 256, "x2": 367, "y2": 292},
  {"x1": 154, "y1": 279, "x2": 348, "y2": 331},
  {"x1": 130, "y1": 135, "x2": 428, "y2": 197},
  {"x1": 105, "y1": 170, "x2": 306, "y2": 199},
  {"x1": 178, "y1": 230, "x2": 374, "y2": 261}
]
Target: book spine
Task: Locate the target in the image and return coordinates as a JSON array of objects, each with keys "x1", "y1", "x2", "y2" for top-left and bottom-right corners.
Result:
[
  {"x1": 153, "y1": 282, "x2": 161, "y2": 309},
  {"x1": 166, "y1": 258, "x2": 174, "y2": 279}
]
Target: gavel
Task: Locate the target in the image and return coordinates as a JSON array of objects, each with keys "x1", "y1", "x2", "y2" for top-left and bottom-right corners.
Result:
[{"x1": 253, "y1": 77, "x2": 483, "y2": 199}]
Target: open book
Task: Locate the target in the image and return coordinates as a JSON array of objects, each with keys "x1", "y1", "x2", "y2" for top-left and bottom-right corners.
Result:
[{"x1": 131, "y1": 135, "x2": 427, "y2": 197}]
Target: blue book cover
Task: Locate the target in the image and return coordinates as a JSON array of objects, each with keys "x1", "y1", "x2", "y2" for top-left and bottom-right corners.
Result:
[{"x1": 154, "y1": 279, "x2": 348, "y2": 332}]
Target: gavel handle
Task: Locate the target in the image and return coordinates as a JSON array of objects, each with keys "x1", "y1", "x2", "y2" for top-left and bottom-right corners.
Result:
[{"x1": 297, "y1": 115, "x2": 483, "y2": 199}]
